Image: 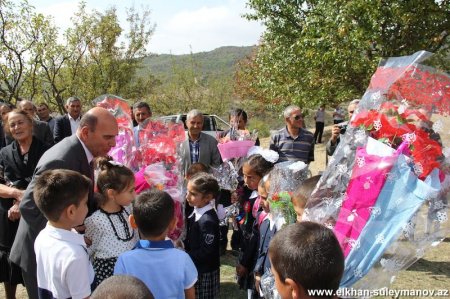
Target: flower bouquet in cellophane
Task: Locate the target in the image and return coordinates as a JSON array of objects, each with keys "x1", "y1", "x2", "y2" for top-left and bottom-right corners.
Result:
[
  {"x1": 217, "y1": 127, "x2": 258, "y2": 161},
  {"x1": 135, "y1": 118, "x2": 186, "y2": 240},
  {"x1": 259, "y1": 161, "x2": 309, "y2": 299},
  {"x1": 93, "y1": 94, "x2": 138, "y2": 168},
  {"x1": 267, "y1": 161, "x2": 309, "y2": 230},
  {"x1": 303, "y1": 51, "x2": 450, "y2": 292},
  {"x1": 94, "y1": 96, "x2": 187, "y2": 241}
]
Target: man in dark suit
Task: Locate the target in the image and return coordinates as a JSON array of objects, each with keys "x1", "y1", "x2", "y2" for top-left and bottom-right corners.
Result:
[
  {"x1": 53, "y1": 96, "x2": 82, "y2": 143},
  {"x1": 9, "y1": 107, "x2": 118, "y2": 299}
]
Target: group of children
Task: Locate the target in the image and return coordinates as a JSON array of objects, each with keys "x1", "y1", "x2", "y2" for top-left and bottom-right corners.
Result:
[
  {"x1": 32, "y1": 151, "x2": 345, "y2": 299},
  {"x1": 234, "y1": 152, "x2": 325, "y2": 298}
]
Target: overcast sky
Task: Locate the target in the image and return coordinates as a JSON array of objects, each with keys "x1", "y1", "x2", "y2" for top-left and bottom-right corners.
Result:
[{"x1": 25, "y1": 0, "x2": 265, "y2": 54}]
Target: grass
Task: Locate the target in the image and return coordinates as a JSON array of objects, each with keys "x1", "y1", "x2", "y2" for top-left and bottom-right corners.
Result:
[{"x1": 219, "y1": 251, "x2": 247, "y2": 299}]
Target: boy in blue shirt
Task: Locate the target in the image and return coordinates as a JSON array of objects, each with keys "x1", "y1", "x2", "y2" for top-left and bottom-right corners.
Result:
[{"x1": 114, "y1": 189, "x2": 197, "y2": 299}]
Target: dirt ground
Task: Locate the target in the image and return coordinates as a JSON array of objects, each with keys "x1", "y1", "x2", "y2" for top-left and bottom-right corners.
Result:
[{"x1": 2, "y1": 126, "x2": 449, "y2": 299}]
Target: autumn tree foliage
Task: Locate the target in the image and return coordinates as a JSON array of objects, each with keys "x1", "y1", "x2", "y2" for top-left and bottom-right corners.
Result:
[{"x1": 235, "y1": 0, "x2": 449, "y2": 110}]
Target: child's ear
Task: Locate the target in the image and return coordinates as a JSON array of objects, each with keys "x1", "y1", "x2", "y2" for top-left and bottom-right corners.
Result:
[
  {"x1": 66, "y1": 204, "x2": 77, "y2": 219},
  {"x1": 205, "y1": 192, "x2": 214, "y2": 201},
  {"x1": 129, "y1": 214, "x2": 138, "y2": 229},
  {"x1": 106, "y1": 188, "x2": 115, "y2": 199},
  {"x1": 167, "y1": 215, "x2": 177, "y2": 234},
  {"x1": 285, "y1": 278, "x2": 302, "y2": 299}
]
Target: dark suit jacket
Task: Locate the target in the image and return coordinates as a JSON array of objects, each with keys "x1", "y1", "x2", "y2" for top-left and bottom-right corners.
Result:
[
  {"x1": 0, "y1": 137, "x2": 49, "y2": 249},
  {"x1": 10, "y1": 135, "x2": 93, "y2": 275},
  {"x1": 180, "y1": 132, "x2": 221, "y2": 175},
  {"x1": 254, "y1": 217, "x2": 277, "y2": 275},
  {"x1": 185, "y1": 209, "x2": 220, "y2": 274},
  {"x1": 53, "y1": 114, "x2": 73, "y2": 143}
]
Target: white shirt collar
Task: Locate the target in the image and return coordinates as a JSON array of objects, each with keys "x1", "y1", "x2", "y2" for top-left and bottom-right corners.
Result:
[
  {"x1": 45, "y1": 223, "x2": 86, "y2": 247},
  {"x1": 189, "y1": 203, "x2": 214, "y2": 222},
  {"x1": 68, "y1": 113, "x2": 81, "y2": 121},
  {"x1": 249, "y1": 190, "x2": 258, "y2": 199},
  {"x1": 76, "y1": 135, "x2": 94, "y2": 164}
]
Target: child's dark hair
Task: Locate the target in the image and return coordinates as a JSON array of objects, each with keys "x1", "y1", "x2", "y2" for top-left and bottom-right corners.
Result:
[
  {"x1": 96, "y1": 156, "x2": 135, "y2": 205},
  {"x1": 34, "y1": 169, "x2": 91, "y2": 222},
  {"x1": 132, "y1": 189, "x2": 174, "y2": 237},
  {"x1": 292, "y1": 175, "x2": 321, "y2": 208},
  {"x1": 91, "y1": 275, "x2": 154, "y2": 299},
  {"x1": 229, "y1": 108, "x2": 248, "y2": 123},
  {"x1": 186, "y1": 162, "x2": 209, "y2": 179},
  {"x1": 188, "y1": 172, "x2": 220, "y2": 199},
  {"x1": 244, "y1": 154, "x2": 274, "y2": 177},
  {"x1": 269, "y1": 222, "x2": 344, "y2": 297}
]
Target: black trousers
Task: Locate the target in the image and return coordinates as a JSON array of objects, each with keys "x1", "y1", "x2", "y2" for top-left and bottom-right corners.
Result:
[
  {"x1": 314, "y1": 122, "x2": 325, "y2": 143},
  {"x1": 22, "y1": 268, "x2": 39, "y2": 299}
]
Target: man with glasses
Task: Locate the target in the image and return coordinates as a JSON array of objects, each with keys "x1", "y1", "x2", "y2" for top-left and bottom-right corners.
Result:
[
  {"x1": 326, "y1": 99, "x2": 360, "y2": 156},
  {"x1": 269, "y1": 105, "x2": 315, "y2": 164}
]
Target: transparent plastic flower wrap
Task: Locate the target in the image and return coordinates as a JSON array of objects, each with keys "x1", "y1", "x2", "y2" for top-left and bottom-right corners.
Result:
[
  {"x1": 268, "y1": 161, "x2": 309, "y2": 230},
  {"x1": 260, "y1": 269, "x2": 281, "y2": 299},
  {"x1": 217, "y1": 127, "x2": 258, "y2": 143},
  {"x1": 303, "y1": 51, "x2": 450, "y2": 290},
  {"x1": 211, "y1": 161, "x2": 240, "y2": 191},
  {"x1": 93, "y1": 94, "x2": 136, "y2": 167}
]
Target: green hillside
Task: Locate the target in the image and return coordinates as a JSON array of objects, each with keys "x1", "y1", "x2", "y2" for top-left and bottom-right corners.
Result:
[{"x1": 138, "y1": 46, "x2": 254, "y2": 81}]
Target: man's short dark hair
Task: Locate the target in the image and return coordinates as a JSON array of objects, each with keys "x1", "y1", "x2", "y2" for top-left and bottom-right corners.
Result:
[
  {"x1": 91, "y1": 275, "x2": 154, "y2": 299},
  {"x1": 133, "y1": 101, "x2": 151, "y2": 113},
  {"x1": 132, "y1": 189, "x2": 174, "y2": 237},
  {"x1": 269, "y1": 222, "x2": 344, "y2": 297},
  {"x1": 34, "y1": 169, "x2": 91, "y2": 222}
]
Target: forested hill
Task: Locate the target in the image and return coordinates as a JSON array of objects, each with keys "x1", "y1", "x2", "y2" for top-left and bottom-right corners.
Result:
[{"x1": 139, "y1": 46, "x2": 254, "y2": 81}]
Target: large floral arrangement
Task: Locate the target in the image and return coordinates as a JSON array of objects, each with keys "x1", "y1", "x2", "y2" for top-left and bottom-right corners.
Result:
[
  {"x1": 304, "y1": 51, "x2": 449, "y2": 290},
  {"x1": 94, "y1": 95, "x2": 186, "y2": 240}
]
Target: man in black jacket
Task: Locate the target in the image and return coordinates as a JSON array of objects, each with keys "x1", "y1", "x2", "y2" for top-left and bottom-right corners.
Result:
[{"x1": 53, "y1": 96, "x2": 82, "y2": 143}]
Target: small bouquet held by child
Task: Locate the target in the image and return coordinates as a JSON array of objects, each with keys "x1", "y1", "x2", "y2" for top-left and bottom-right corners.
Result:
[{"x1": 268, "y1": 161, "x2": 309, "y2": 230}]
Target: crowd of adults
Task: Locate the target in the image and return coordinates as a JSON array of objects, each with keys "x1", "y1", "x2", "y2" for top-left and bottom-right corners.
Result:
[{"x1": 0, "y1": 96, "x2": 355, "y2": 299}]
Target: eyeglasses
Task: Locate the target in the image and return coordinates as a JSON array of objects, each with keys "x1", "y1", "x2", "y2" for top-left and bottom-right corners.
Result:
[{"x1": 292, "y1": 115, "x2": 303, "y2": 120}]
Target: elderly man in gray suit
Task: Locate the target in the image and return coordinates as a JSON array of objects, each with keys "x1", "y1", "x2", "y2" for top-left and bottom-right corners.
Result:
[
  {"x1": 181, "y1": 109, "x2": 221, "y2": 175},
  {"x1": 9, "y1": 107, "x2": 118, "y2": 299}
]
